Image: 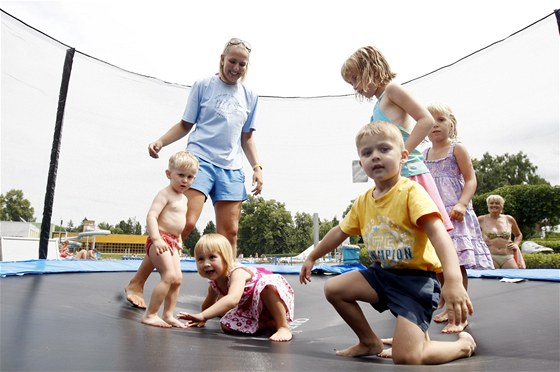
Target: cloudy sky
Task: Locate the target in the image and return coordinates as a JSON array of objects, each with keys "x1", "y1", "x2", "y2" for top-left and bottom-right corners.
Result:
[{"x1": 1, "y1": 1, "x2": 558, "y2": 233}]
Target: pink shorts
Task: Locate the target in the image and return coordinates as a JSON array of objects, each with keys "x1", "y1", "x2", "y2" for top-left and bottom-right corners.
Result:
[
  {"x1": 409, "y1": 173, "x2": 454, "y2": 232},
  {"x1": 146, "y1": 231, "x2": 182, "y2": 255}
]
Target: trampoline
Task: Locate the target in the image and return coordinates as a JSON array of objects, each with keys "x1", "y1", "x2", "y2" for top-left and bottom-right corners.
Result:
[{"x1": 1, "y1": 260, "x2": 559, "y2": 371}]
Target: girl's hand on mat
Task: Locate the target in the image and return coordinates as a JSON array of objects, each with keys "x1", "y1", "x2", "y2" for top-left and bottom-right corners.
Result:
[{"x1": 177, "y1": 312, "x2": 206, "y2": 328}]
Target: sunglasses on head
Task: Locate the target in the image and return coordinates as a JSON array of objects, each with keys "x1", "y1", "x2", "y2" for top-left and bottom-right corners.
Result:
[{"x1": 226, "y1": 38, "x2": 251, "y2": 53}]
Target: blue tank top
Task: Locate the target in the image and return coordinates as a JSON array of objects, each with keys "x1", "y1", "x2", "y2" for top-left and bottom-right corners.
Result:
[{"x1": 371, "y1": 95, "x2": 429, "y2": 177}]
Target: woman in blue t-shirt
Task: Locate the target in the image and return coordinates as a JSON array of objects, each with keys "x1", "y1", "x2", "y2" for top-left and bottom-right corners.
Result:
[{"x1": 126, "y1": 38, "x2": 263, "y2": 309}]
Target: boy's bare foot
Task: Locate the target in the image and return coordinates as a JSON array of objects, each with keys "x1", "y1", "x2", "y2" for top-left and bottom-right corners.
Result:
[
  {"x1": 142, "y1": 315, "x2": 172, "y2": 328},
  {"x1": 457, "y1": 332, "x2": 477, "y2": 358},
  {"x1": 442, "y1": 320, "x2": 469, "y2": 334},
  {"x1": 433, "y1": 311, "x2": 448, "y2": 323},
  {"x1": 335, "y1": 341, "x2": 383, "y2": 357},
  {"x1": 378, "y1": 338, "x2": 393, "y2": 358},
  {"x1": 125, "y1": 286, "x2": 146, "y2": 309},
  {"x1": 378, "y1": 347, "x2": 392, "y2": 359},
  {"x1": 269, "y1": 327, "x2": 292, "y2": 342},
  {"x1": 162, "y1": 316, "x2": 187, "y2": 328}
]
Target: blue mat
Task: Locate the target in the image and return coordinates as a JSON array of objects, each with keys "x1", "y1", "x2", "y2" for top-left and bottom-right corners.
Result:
[
  {"x1": 0, "y1": 259, "x2": 365, "y2": 277},
  {"x1": 0, "y1": 259, "x2": 558, "y2": 281}
]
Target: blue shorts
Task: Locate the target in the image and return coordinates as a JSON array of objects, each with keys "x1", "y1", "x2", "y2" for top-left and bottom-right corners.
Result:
[
  {"x1": 191, "y1": 157, "x2": 248, "y2": 204},
  {"x1": 359, "y1": 265, "x2": 440, "y2": 332}
]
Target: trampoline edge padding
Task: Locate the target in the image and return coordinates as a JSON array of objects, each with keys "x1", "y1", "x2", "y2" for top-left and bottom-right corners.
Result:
[{"x1": 0, "y1": 259, "x2": 558, "y2": 281}]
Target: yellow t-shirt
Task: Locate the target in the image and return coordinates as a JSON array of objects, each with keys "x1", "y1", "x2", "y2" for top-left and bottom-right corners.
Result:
[{"x1": 340, "y1": 177, "x2": 443, "y2": 272}]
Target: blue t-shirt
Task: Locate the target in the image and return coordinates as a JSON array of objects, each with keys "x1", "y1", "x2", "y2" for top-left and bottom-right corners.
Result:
[{"x1": 183, "y1": 75, "x2": 258, "y2": 170}]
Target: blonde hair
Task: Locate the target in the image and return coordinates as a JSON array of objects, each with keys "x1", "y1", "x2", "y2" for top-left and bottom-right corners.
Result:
[
  {"x1": 355, "y1": 121, "x2": 405, "y2": 150},
  {"x1": 219, "y1": 38, "x2": 251, "y2": 82},
  {"x1": 427, "y1": 102, "x2": 458, "y2": 139},
  {"x1": 194, "y1": 234, "x2": 235, "y2": 276},
  {"x1": 486, "y1": 194, "x2": 505, "y2": 206},
  {"x1": 341, "y1": 46, "x2": 396, "y2": 98},
  {"x1": 169, "y1": 151, "x2": 199, "y2": 171}
]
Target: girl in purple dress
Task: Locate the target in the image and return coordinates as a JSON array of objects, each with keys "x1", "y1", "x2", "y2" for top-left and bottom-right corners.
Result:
[
  {"x1": 178, "y1": 234, "x2": 295, "y2": 342},
  {"x1": 424, "y1": 103, "x2": 494, "y2": 334}
]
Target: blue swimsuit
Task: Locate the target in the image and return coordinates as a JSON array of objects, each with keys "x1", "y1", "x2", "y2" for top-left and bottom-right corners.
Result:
[{"x1": 371, "y1": 94, "x2": 429, "y2": 177}]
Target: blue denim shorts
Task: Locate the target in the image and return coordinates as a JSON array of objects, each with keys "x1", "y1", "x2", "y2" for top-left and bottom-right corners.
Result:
[
  {"x1": 359, "y1": 265, "x2": 440, "y2": 332},
  {"x1": 191, "y1": 157, "x2": 247, "y2": 204}
]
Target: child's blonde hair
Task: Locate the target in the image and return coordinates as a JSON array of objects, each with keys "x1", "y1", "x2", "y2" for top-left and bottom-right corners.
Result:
[
  {"x1": 341, "y1": 46, "x2": 396, "y2": 98},
  {"x1": 355, "y1": 121, "x2": 405, "y2": 150},
  {"x1": 194, "y1": 234, "x2": 235, "y2": 276},
  {"x1": 427, "y1": 102, "x2": 458, "y2": 140},
  {"x1": 169, "y1": 151, "x2": 199, "y2": 171}
]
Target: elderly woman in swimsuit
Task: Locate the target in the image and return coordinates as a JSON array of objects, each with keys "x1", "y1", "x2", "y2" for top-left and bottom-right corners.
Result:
[{"x1": 477, "y1": 195, "x2": 524, "y2": 269}]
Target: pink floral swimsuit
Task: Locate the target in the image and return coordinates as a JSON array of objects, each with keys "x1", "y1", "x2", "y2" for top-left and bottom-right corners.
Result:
[{"x1": 209, "y1": 265, "x2": 295, "y2": 334}]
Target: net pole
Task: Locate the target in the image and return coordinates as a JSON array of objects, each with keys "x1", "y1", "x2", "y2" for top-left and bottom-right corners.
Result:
[{"x1": 39, "y1": 48, "x2": 75, "y2": 259}]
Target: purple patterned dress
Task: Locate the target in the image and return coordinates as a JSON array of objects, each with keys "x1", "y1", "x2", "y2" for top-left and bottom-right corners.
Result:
[
  {"x1": 423, "y1": 143, "x2": 494, "y2": 269},
  {"x1": 209, "y1": 265, "x2": 295, "y2": 334}
]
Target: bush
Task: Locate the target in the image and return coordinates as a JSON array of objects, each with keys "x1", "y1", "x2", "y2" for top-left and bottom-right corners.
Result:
[
  {"x1": 357, "y1": 239, "x2": 560, "y2": 269},
  {"x1": 359, "y1": 245, "x2": 374, "y2": 266},
  {"x1": 523, "y1": 253, "x2": 560, "y2": 269}
]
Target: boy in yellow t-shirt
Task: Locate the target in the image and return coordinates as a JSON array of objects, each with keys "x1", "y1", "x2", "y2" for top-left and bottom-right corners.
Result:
[{"x1": 299, "y1": 121, "x2": 476, "y2": 365}]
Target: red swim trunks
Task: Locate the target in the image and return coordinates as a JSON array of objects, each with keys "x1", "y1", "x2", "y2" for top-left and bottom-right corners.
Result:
[{"x1": 145, "y1": 231, "x2": 182, "y2": 255}]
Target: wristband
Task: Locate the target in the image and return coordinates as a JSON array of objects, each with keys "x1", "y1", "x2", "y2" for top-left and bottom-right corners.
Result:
[{"x1": 252, "y1": 164, "x2": 263, "y2": 171}]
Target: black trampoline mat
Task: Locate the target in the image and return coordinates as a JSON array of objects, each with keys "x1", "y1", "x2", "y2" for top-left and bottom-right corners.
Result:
[{"x1": 1, "y1": 271, "x2": 558, "y2": 371}]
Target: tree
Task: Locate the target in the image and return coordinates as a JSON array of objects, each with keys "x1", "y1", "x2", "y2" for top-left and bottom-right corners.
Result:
[
  {"x1": 114, "y1": 218, "x2": 142, "y2": 235},
  {"x1": 473, "y1": 151, "x2": 549, "y2": 194},
  {"x1": 0, "y1": 189, "x2": 35, "y2": 222},
  {"x1": 319, "y1": 216, "x2": 339, "y2": 240},
  {"x1": 238, "y1": 196, "x2": 293, "y2": 256},
  {"x1": 65, "y1": 220, "x2": 77, "y2": 232},
  {"x1": 183, "y1": 227, "x2": 201, "y2": 256},
  {"x1": 203, "y1": 220, "x2": 216, "y2": 235},
  {"x1": 289, "y1": 212, "x2": 314, "y2": 252},
  {"x1": 97, "y1": 222, "x2": 113, "y2": 231}
]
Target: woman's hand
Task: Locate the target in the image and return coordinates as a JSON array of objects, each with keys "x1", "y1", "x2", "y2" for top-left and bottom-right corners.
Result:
[
  {"x1": 251, "y1": 168, "x2": 263, "y2": 195},
  {"x1": 148, "y1": 140, "x2": 163, "y2": 158},
  {"x1": 507, "y1": 241, "x2": 520, "y2": 252}
]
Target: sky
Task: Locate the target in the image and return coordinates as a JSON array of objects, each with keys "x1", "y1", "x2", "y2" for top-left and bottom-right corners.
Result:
[{"x1": 1, "y1": 1, "x2": 559, "y2": 233}]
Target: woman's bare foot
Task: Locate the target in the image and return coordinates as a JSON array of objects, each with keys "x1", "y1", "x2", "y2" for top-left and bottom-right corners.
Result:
[
  {"x1": 335, "y1": 341, "x2": 383, "y2": 357},
  {"x1": 125, "y1": 286, "x2": 146, "y2": 309},
  {"x1": 269, "y1": 327, "x2": 292, "y2": 342},
  {"x1": 433, "y1": 311, "x2": 448, "y2": 323},
  {"x1": 142, "y1": 315, "x2": 171, "y2": 328},
  {"x1": 442, "y1": 320, "x2": 469, "y2": 334},
  {"x1": 457, "y1": 332, "x2": 477, "y2": 358},
  {"x1": 162, "y1": 316, "x2": 187, "y2": 328},
  {"x1": 381, "y1": 338, "x2": 393, "y2": 345}
]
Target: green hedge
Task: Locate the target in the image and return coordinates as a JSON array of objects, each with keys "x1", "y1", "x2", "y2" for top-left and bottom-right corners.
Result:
[
  {"x1": 523, "y1": 253, "x2": 560, "y2": 269},
  {"x1": 359, "y1": 244, "x2": 560, "y2": 269}
]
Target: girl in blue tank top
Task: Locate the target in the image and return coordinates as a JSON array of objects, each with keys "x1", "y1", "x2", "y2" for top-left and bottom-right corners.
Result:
[{"x1": 341, "y1": 46, "x2": 453, "y2": 231}]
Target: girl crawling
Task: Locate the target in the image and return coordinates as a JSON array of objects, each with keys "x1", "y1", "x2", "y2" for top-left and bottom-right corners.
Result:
[{"x1": 178, "y1": 234, "x2": 294, "y2": 341}]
